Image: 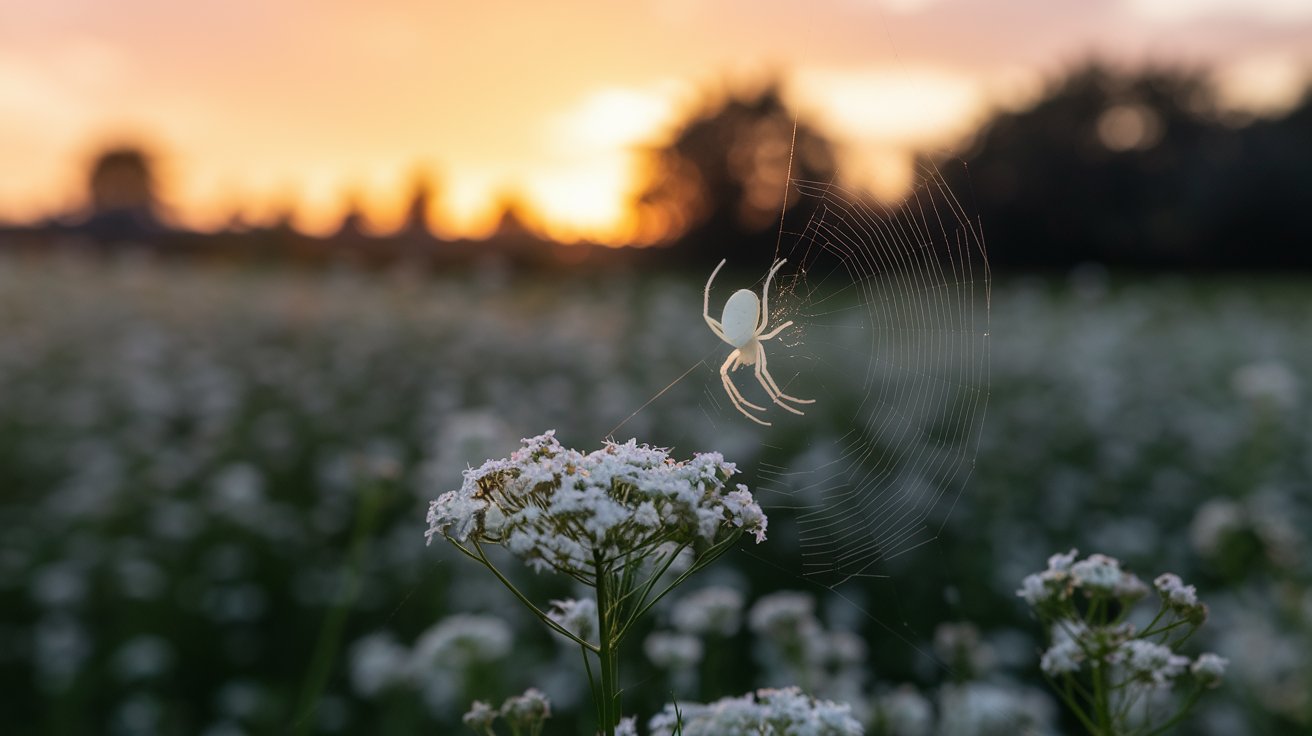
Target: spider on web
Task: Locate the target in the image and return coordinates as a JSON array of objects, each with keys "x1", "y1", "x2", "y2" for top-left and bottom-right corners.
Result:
[{"x1": 703, "y1": 257, "x2": 814, "y2": 426}]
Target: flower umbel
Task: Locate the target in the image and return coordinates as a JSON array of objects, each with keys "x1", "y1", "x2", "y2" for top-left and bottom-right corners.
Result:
[
  {"x1": 461, "y1": 688, "x2": 551, "y2": 736},
  {"x1": 426, "y1": 431, "x2": 766, "y2": 580},
  {"x1": 1019, "y1": 549, "x2": 1226, "y2": 735},
  {"x1": 647, "y1": 686, "x2": 863, "y2": 736},
  {"x1": 429, "y1": 432, "x2": 767, "y2": 736}
]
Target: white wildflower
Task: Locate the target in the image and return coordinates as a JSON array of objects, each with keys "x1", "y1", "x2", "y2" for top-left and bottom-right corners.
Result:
[
  {"x1": 644, "y1": 631, "x2": 703, "y2": 670},
  {"x1": 1016, "y1": 548, "x2": 1079, "y2": 605},
  {"x1": 1070, "y1": 553, "x2": 1123, "y2": 593},
  {"x1": 1040, "y1": 620, "x2": 1088, "y2": 676},
  {"x1": 1048, "y1": 548, "x2": 1078, "y2": 572},
  {"x1": 748, "y1": 590, "x2": 816, "y2": 636},
  {"x1": 1153, "y1": 573, "x2": 1197, "y2": 608},
  {"x1": 635, "y1": 501, "x2": 661, "y2": 528},
  {"x1": 647, "y1": 687, "x2": 861, "y2": 736},
  {"x1": 876, "y1": 685, "x2": 933, "y2": 736},
  {"x1": 1117, "y1": 640, "x2": 1190, "y2": 688},
  {"x1": 1152, "y1": 572, "x2": 1207, "y2": 623},
  {"x1": 547, "y1": 598, "x2": 598, "y2": 643},
  {"x1": 1016, "y1": 573, "x2": 1050, "y2": 606},
  {"x1": 348, "y1": 632, "x2": 409, "y2": 697},
  {"x1": 671, "y1": 586, "x2": 744, "y2": 637},
  {"x1": 1112, "y1": 571, "x2": 1149, "y2": 601},
  {"x1": 1232, "y1": 360, "x2": 1299, "y2": 410},
  {"x1": 613, "y1": 716, "x2": 639, "y2": 736},
  {"x1": 462, "y1": 700, "x2": 497, "y2": 731},
  {"x1": 426, "y1": 489, "x2": 487, "y2": 544},
  {"x1": 425, "y1": 432, "x2": 767, "y2": 579},
  {"x1": 410, "y1": 614, "x2": 512, "y2": 673},
  {"x1": 112, "y1": 636, "x2": 174, "y2": 681},
  {"x1": 1040, "y1": 637, "x2": 1084, "y2": 676},
  {"x1": 937, "y1": 682, "x2": 1055, "y2": 736},
  {"x1": 723, "y1": 486, "x2": 768, "y2": 543},
  {"x1": 1191, "y1": 652, "x2": 1227, "y2": 687},
  {"x1": 1189, "y1": 499, "x2": 1243, "y2": 557},
  {"x1": 826, "y1": 629, "x2": 869, "y2": 669},
  {"x1": 933, "y1": 622, "x2": 991, "y2": 674},
  {"x1": 500, "y1": 687, "x2": 551, "y2": 730}
]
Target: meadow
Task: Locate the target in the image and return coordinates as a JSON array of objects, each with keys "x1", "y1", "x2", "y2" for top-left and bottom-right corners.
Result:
[{"x1": 0, "y1": 253, "x2": 1307, "y2": 735}]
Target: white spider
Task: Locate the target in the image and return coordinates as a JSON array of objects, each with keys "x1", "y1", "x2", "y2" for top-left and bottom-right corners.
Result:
[{"x1": 704, "y1": 258, "x2": 814, "y2": 426}]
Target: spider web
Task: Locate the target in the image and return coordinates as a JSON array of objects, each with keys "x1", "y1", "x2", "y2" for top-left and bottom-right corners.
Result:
[
  {"x1": 756, "y1": 166, "x2": 990, "y2": 586},
  {"x1": 606, "y1": 161, "x2": 990, "y2": 588}
]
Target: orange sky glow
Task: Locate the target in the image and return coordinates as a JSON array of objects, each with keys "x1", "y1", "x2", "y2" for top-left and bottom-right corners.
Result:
[{"x1": 0, "y1": 0, "x2": 1309, "y2": 244}]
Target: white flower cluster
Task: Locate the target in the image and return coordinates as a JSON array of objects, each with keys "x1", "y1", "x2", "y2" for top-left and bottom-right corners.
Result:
[
  {"x1": 1039, "y1": 621, "x2": 1089, "y2": 676},
  {"x1": 501, "y1": 688, "x2": 551, "y2": 727},
  {"x1": 546, "y1": 598, "x2": 598, "y2": 643},
  {"x1": 647, "y1": 687, "x2": 863, "y2": 736},
  {"x1": 463, "y1": 687, "x2": 551, "y2": 734},
  {"x1": 1017, "y1": 549, "x2": 1147, "y2": 606},
  {"x1": 932, "y1": 622, "x2": 994, "y2": 677},
  {"x1": 411, "y1": 613, "x2": 513, "y2": 671},
  {"x1": 462, "y1": 700, "x2": 497, "y2": 731},
  {"x1": 935, "y1": 681, "x2": 1056, "y2": 736},
  {"x1": 670, "y1": 586, "x2": 744, "y2": 637},
  {"x1": 872, "y1": 686, "x2": 933, "y2": 736},
  {"x1": 1037, "y1": 618, "x2": 1225, "y2": 692},
  {"x1": 426, "y1": 432, "x2": 767, "y2": 577},
  {"x1": 643, "y1": 631, "x2": 703, "y2": 670},
  {"x1": 1021, "y1": 550, "x2": 1227, "y2": 707},
  {"x1": 1152, "y1": 573, "x2": 1207, "y2": 621},
  {"x1": 348, "y1": 614, "x2": 516, "y2": 714},
  {"x1": 746, "y1": 591, "x2": 867, "y2": 713},
  {"x1": 1190, "y1": 652, "x2": 1228, "y2": 688},
  {"x1": 1116, "y1": 640, "x2": 1191, "y2": 688},
  {"x1": 749, "y1": 590, "x2": 817, "y2": 637}
]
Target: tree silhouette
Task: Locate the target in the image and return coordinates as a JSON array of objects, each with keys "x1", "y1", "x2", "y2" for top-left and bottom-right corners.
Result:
[
  {"x1": 1217, "y1": 87, "x2": 1312, "y2": 267},
  {"x1": 399, "y1": 175, "x2": 437, "y2": 239},
  {"x1": 940, "y1": 61, "x2": 1244, "y2": 269},
  {"x1": 633, "y1": 83, "x2": 837, "y2": 265},
  {"x1": 83, "y1": 146, "x2": 161, "y2": 240}
]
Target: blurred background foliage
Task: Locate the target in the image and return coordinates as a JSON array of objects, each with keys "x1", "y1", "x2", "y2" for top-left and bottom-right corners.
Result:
[{"x1": 1, "y1": 56, "x2": 1311, "y2": 736}]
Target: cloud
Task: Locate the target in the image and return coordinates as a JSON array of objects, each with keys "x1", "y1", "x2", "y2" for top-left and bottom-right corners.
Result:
[
  {"x1": 792, "y1": 66, "x2": 984, "y2": 146},
  {"x1": 1122, "y1": 0, "x2": 1312, "y2": 24},
  {"x1": 548, "y1": 85, "x2": 684, "y2": 154},
  {"x1": 1215, "y1": 53, "x2": 1311, "y2": 116}
]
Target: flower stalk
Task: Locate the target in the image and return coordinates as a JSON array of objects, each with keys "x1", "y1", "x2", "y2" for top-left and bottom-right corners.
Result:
[
  {"x1": 1019, "y1": 549, "x2": 1227, "y2": 735},
  {"x1": 428, "y1": 432, "x2": 767, "y2": 736}
]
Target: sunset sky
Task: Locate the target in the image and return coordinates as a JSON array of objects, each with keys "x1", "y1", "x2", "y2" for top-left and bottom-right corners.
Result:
[{"x1": 1, "y1": 0, "x2": 1309, "y2": 243}]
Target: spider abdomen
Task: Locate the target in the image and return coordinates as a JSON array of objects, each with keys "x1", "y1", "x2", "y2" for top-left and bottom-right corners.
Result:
[{"x1": 720, "y1": 289, "x2": 760, "y2": 347}]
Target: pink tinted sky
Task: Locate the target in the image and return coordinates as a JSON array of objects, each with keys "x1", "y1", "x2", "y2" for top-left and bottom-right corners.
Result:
[{"x1": 0, "y1": 0, "x2": 1308, "y2": 242}]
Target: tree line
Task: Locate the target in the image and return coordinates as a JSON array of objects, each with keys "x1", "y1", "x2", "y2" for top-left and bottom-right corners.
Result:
[{"x1": 6, "y1": 60, "x2": 1309, "y2": 272}]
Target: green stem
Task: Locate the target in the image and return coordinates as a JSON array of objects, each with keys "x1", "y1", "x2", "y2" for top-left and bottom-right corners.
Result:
[
  {"x1": 459, "y1": 540, "x2": 599, "y2": 653},
  {"x1": 1047, "y1": 674, "x2": 1099, "y2": 735},
  {"x1": 1092, "y1": 659, "x2": 1112, "y2": 736},
  {"x1": 1140, "y1": 688, "x2": 1203, "y2": 736},
  {"x1": 617, "y1": 534, "x2": 739, "y2": 641},
  {"x1": 294, "y1": 481, "x2": 384, "y2": 735},
  {"x1": 595, "y1": 554, "x2": 620, "y2": 736}
]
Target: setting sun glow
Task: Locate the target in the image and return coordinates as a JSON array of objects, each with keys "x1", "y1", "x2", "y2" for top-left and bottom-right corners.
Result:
[{"x1": 0, "y1": 0, "x2": 1307, "y2": 243}]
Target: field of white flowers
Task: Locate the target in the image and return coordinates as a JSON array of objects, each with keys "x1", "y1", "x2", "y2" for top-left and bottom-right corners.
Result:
[{"x1": 1, "y1": 253, "x2": 1307, "y2": 735}]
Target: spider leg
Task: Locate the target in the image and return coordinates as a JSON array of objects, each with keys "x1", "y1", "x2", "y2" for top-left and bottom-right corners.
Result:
[
  {"x1": 759, "y1": 320, "x2": 794, "y2": 341},
  {"x1": 755, "y1": 258, "x2": 789, "y2": 336},
  {"x1": 706, "y1": 317, "x2": 728, "y2": 342},
  {"x1": 704, "y1": 259, "x2": 729, "y2": 340},
  {"x1": 721, "y1": 351, "x2": 769, "y2": 425},
  {"x1": 754, "y1": 351, "x2": 805, "y2": 415},
  {"x1": 757, "y1": 346, "x2": 815, "y2": 407}
]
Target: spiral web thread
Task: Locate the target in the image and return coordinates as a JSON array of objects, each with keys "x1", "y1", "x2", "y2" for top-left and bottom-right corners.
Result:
[{"x1": 747, "y1": 165, "x2": 991, "y2": 586}]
